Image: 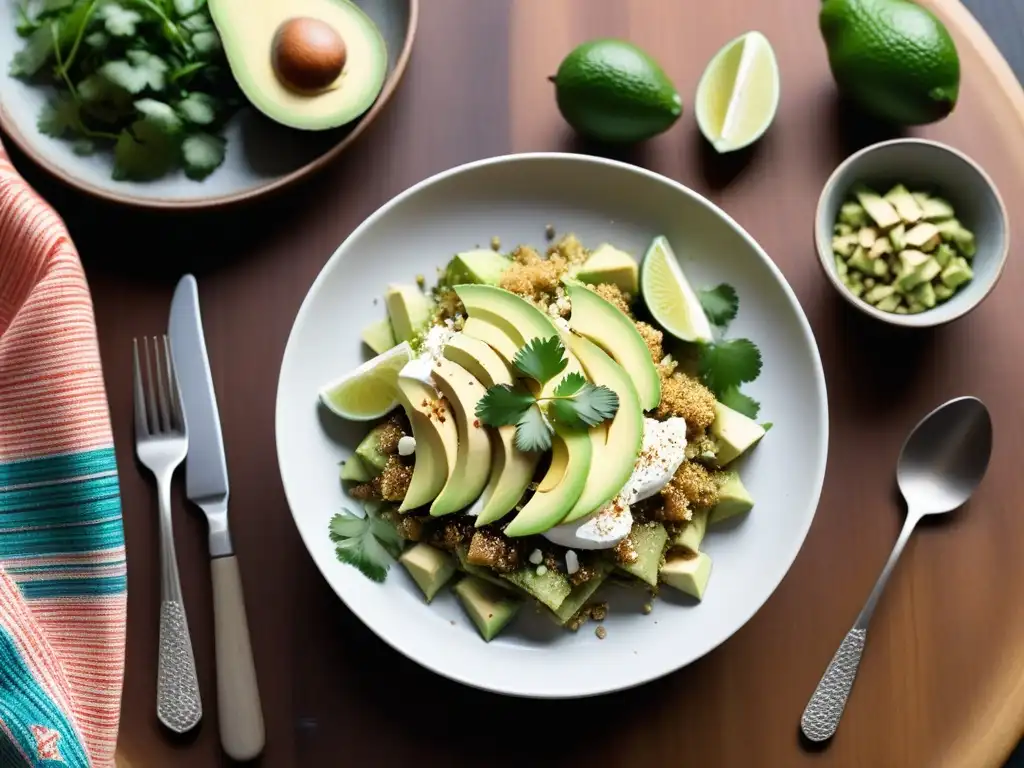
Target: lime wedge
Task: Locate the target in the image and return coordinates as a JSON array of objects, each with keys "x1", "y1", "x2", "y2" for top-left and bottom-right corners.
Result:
[
  {"x1": 639, "y1": 236, "x2": 714, "y2": 343},
  {"x1": 318, "y1": 342, "x2": 414, "y2": 420},
  {"x1": 695, "y1": 31, "x2": 780, "y2": 153}
]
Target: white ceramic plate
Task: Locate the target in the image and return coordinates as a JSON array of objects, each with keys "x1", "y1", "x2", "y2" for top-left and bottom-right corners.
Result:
[
  {"x1": 276, "y1": 153, "x2": 829, "y2": 698},
  {"x1": 0, "y1": 0, "x2": 416, "y2": 209}
]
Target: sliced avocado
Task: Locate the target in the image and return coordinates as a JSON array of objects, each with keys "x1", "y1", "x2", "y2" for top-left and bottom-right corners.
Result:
[
  {"x1": 210, "y1": 0, "x2": 387, "y2": 131},
  {"x1": 615, "y1": 522, "x2": 668, "y2": 587},
  {"x1": 501, "y1": 562, "x2": 572, "y2": 611},
  {"x1": 447, "y1": 249, "x2": 512, "y2": 286},
  {"x1": 869, "y1": 237, "x2": 892, "y2": 259},
  {"x1": 549, "y1": 560, "x2": 612, "y2": 625},
  {"x1": 711, "y1": 401, "x2": 766, "y2": 467},
  {"x1": 354, "y1": 424, "x2": 391, "y2": 473},
  {"x1": 660, "y1": 551, "x2": 713, "y2": 600},
  {"x1": 941, "y1": 258, "x2": 973, "y2": 289},
  {"x1": 575, "y1": 244, "x2": 639, "y2": 295},
  {"x1": 394, "y1": 377, "x2": 457, "y2": 512},
  {"x1": 857, "y1": 227, "x2": 877, "y2": 250},
  {"x1": 671, "y1": 507, "x2": 709, "y2": 554},
  {"x1": 462, "y1": 317, "x2": 520, "y2": 364},
  {"x1": 854, "y1": 187, "x2": 900, "y2": 229},
  {"x1": 385, "y1": 285, "x2": 434, "y2": 344},
  {"x1": 361, "y1": 317, "x2": 396, "y2": 356},
  {"x1": 565, "y1": 282, "x2": 661, "y2": 411},
  {"x1": 883, "y1": 184, "x2": 923, "y2": 224},
  {"x1": 952, "y1": 226, "x2": 977, "y2": 257},
  {"x1": 912, "y1": 281, "x2": 937, "y2": 309},
  {"x1": 935, "y1": 218, "x2": 962, "y2": 241},
  {"x1": 340, "y1": 454, "x2": 374, "y2": 483},
  {"x1": 919, "y1": 196, "x2": 956, "y2": 221},
  {"x1": 428, "y1": 358, "x2": 493, "y2": 516},
  {"x1": 399, "y1": 543, "x2": 456, "y2": 603},
  {"x1": 709, "y1": 471, "x2": 754, "y2": 524},
  {"x1": 454, "y1": 576, "x2": 523, "y2": 641},
  {"x1": 903, "y1": 222, "x2": 941, "y2": 252},
  {"x1": 838, "y1": 201, "x2": 868, "y2": 228},
  {"x1": 560, "y1": 335, "x2": 643, "y2": 524}
]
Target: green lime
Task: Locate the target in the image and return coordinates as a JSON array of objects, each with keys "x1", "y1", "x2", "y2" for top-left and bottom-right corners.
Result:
[
  {"x1": 318, "y1": 342, "x2": 413, "y2": 420},
  {"x1": 820, "y1": 0, "x2": 960, "y2": 125},
  {"x1": 695, "y1": 31, "x2": 780, "y2": 153},
  {"x1": 639, "y1": 236, "x2": 714, "y2": 343},
  {"x1": 551, "y1": 39, "x2": 682, "y2": 144}
]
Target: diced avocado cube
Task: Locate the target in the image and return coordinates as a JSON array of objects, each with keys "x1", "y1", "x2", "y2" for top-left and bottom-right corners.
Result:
[
  {"x1": 864, "y1": 284, "x2": 896, "y2": 304},
  {"x1": 615, "y1": 522, "x2": 669, "y2": 587},
  {"x1": 831, "y1": 234, "x2": 859, "y2": 258},
  {"x1": 903, "y1": 222, "x2": 942, "y2": 252},
  {"x1": 576, "y1": 244, "x2": 639, "y2": 295},
  {"x1": 941, "y1": 259, "x2": 974, "y2": 290},
  {"x1": 854, "y1": 187, "x2": 901, "y2": 229},
  {"x1": 834, "y1": 255, "x2": 848, "y2": 277},
  {"x1": 869, "y1": 237, "x2": 893, "y2": 259},
  {"x1": 549, "y1": 560, "x2": 612, "y2": 626},
  {"x1": 884, "y1": 184, "x2": 924, "y2": 224},
  {"x1": 894, "y1": 305, "x2": 909, "y2": 314},
  {"x1": 857, "y1": 227, "x2": 878, "y2": 249},
  {"x1": 889, "y1": 223, "x2": 906, "y2": 251},
  {"x1": 710, "y1": 472, "x2": 754, "y2": 523},
  {"x1": 876, "y1": 293, "x2": 901, "y2": 312},
  {"x1": 361, "y1": 318, "x2": 397, "y2": 356},
  {"x1": 354, "y1": 425, "x2": 392, "y2": 473},
  {"x1": 671, "y1": 508, "x2": 709, "y2": 554},
  {"x1": 952, "y1": 227, "x2": 977, "y2": 258},
  {"x1": 872, "y1": 258, "x2": 889, "y2": 278},
  {"x1": 385, "y1": 284, "x2": 434, "y2": 343},
  {"x1": 501, "y1": 562, "x2": 572, "y2": 611},
  {"x1": 907, "y1": 299, "x2": 927, "y2": 314},
  {"x1": 846, "y1": 281, "x2": 864, "y2": 298},
  {"x1": 847, "y1": 247, "x2": 874, "y2": 275},
  {"x1": 913, "y1": 281, "x2": 937, "y2": 309},
  {"x1": 453, "y1": 576, "x2": 522, "y2": 641},
  {"x1": 933, "y1": 283, "x2": 954, "y2": 301},
  {"x1": 834, "y1": 223, "x2": 855, "y2": 236},
  {"x1": 400, "y1": 543, "x2": 457, "y2": 603},
  {"x1": 917, "y1": 258, "x2": 942, "y2": 284},
  {"x1": 446, "y1": 249, "x2": 513, "y2": 287},
  {"x1": 839, "y1": 201, "x2": 869, "y2": 227},
  {"x1": 660, "y1": 552, "x2": 713, "y2": 601},
  {"x1": 920, "y1": 196, "x2": 956, "y2": 221},
  {"x1": 896, "y1": 250, "x2": 930, "y2": 291},
  {"x1": 340, "y1": 454, "x2": 374, "y2": 483},
  {"x1": 863, "y1": 277, "x2": 876, "y2": 289},
  {"x1": 936, "y1": 218, "x2": 962, "y2": 241},
  {"x1": 934, "y1": 243, "x2": 956, "y2": 269}
]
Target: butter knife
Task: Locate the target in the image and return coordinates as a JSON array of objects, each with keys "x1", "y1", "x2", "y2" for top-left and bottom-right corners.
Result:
[{"x1": 169, "y1": 274, "x2": 265, "y2": 761}]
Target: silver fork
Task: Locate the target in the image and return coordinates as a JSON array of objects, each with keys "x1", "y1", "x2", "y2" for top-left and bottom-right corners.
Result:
[{"x1": 133, "y1": 335, "x2": 202, "y2": 734}]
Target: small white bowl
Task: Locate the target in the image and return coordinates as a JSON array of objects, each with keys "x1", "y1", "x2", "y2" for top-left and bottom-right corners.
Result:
[{"x1": 815, "y1": 138, "x2": 1009, "y2": 327}]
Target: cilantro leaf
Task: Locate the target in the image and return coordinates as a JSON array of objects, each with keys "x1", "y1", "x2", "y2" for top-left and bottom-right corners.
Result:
[
  {"x1": 173, "y1": 0, "x2": 206, "y2": 16},
  {"x1": 181, "y1": 132, "x2": 225, "y2": 179},
  {"x1": 102, "y1": 50, "x2": 168, "y2": 93},
  {"x1": 71, "y1": 138, "x2": 96, "y2": 155},
  {"x1": 10, "y1": 25, "x2": 54, "y2": 76},
  {"x1": 85, "y1": 30, "x2": 108, "y2": 48},
  {"x1": 699, "y1": 338, "x2": 762, "y2": 396},
  {"x1": 180, "y1": 12, "x2": 211, "y2": 32},
  {"x1": 113, "y1": 119, "x2": 178, "y2": 181},
  {"x1": 329, "y1": 507, "x2": 402, "y2": 583},
  {"x1": 699, "y1": 284, "x2": 739, "y2": 328},
  {"x1": 97, "y1": 2, "x2": 141, "y2": 36},
  {"x1": 134, "y1": 99, "x2": 182, "y2": 133},
  {"x1": 549, "y1": 383, "x2": 619, "y2": 429},
  {"x1": 37, "y1": 94, "x2": 80, "y2": 138},
  {"x1": 761, "y1": 422, "x2": 773, "y2": 432},
  {"x1": 514, "y1": 336, "x2": 567, "y2": 384},
  {"x1": 553, "y1": 371, "x2": 587, "y2": 397},
  {"x1": 717, "y1": 386, "x2": 760, "y2": 419},
  {"x1": 176, "y1": 92, "x2": 217, "y2": 124},
  {"x1": 514, "y1": 404, "x2": 553, "y2": 452},
  {"x1": 191, "y1": 30, "x2": 220, "y2": 54},
  {"x1": 475, "y1": 384, "x2": 536, "y2": 427}
]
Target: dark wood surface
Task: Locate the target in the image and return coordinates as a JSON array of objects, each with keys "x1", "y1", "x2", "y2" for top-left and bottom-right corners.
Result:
[{"x1": 5, "y1": 0, "x2": 1024, "y2": 766}]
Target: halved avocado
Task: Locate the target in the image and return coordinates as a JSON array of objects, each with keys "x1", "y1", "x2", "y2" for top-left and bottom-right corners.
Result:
[
  {"x1": 209, "y1": 0, "x2": 388, "y2": 131},
  {"x1": 428, "y1": 358, "x2": 493, "y2": 516},
  {"x1": 394, "y1": 377, "x2": 457, "y2": 512},
  {"x1": 443, "y1": 334, "x2": 540, "y2": 525},
  {"x1": 566, "y1": 282, "x2": 661, "y2": 411},
  {"x1": 560, "y1": 335, "x2": 643, "y2": 524}
]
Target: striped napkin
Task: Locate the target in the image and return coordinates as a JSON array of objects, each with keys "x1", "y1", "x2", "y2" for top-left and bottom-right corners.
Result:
[{"x1": 0, "y1": 144, "x2": 126, "y2": 766}]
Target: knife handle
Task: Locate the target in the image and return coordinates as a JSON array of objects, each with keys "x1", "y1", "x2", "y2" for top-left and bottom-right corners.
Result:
[{"x1": 211, "y1": 555, "x2": 265, "y2": 761}]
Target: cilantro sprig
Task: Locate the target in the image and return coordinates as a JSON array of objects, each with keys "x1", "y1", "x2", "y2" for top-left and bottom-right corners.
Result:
[
  {"x1": 695, "y1": 284, "x2": 763, "y2": 419},
  {"x1": 11, "y1": 0, "x2": 241, "y2": 181},
  {"x1": 329, "y1": 504, "x2": 403, "y2": 583},
  {"x1": 475, "y1": 336, "x2": 620, "y2": 452}
]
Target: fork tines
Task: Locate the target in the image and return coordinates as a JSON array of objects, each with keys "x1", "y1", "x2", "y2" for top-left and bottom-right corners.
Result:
[{"x1": 132, "y1": 335, "x2": 184, "y2": 437}]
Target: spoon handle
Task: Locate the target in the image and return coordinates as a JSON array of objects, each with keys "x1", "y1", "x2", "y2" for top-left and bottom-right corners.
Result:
[{"x1": 800, "y1": 513, "x2": 920, "y2": 743}]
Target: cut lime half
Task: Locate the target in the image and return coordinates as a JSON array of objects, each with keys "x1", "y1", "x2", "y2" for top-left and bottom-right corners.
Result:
[
  {"x1": 318, "y1": 342, "x2": 414, "y2": 420},
  {"x1": 639, "y1": 236, "x2": 714, "y2": 343},
  {"x1": 696, "y1": 31, "x2": 780, "y2": 153}
]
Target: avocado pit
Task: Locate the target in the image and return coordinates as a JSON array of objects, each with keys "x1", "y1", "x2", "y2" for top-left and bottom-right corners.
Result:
[{"x1": 272, "y1": 17, "x2": 346, "y2": 93}]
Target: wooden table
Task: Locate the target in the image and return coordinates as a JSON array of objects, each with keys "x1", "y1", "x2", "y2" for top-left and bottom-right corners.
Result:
[{"x1": 7, "y1": 0, "x2": 1024, "y2": 765}]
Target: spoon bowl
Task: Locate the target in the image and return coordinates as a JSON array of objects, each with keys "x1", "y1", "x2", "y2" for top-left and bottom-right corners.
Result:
[{"x1": 897, "y1": 396, "x2": 993, "y2": 516}]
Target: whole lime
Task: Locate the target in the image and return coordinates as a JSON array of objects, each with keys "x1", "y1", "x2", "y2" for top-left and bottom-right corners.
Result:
[
  {"x1": 551, "y1": 39, "x2": 682, "y2": 144},
  {"x1": 820, "y1": 0, "x2": 960, "y2": 125}
]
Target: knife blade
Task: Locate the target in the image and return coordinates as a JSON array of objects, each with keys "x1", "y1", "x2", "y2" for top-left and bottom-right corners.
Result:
[
  {"x1": 168, "y1": 273, "x2": 265, "y2": 760},
  {"x1": 168, "y1": 273, "x2": 232, "y2": 557}
]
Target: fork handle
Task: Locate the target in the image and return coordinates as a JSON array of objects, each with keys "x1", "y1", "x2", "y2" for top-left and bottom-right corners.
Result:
[
  {"x1": 211, "y1": 555, "x2": 265, "y2": 761},
  {"x1": 155, "y1": 474, "x2": 202, "y2": 734}
]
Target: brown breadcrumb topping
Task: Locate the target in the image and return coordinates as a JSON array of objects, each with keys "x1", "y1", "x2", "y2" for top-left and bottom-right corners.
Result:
[
  {"x1": 655, "y1": 369, "x2": 717, "y2": 434},
  {"x1": 635, "y1": 321, "x2": 664, "y2": 364},
  {"x1": 466, "y1": 530, "x2": 521, "y2": 573},
  {"x1": 547, "y1": 233, "x2": 589, "y2": 265},
  {"x1": 614, "y1": 536, "x2": 639, "y2": 565},
  {"x1": 566, "y1": 601, "x2": 609, "y2": 632},
  {"x1": 595, "y1": 626, "x2": 607, "y2": 640},
  {"x1": 377, "y1": 456, "x2": 412, "y2": 502},
  {"x1": 430, "y1": 519, "x2": 474, "y2": 552},
  {"x1": 588, "y1": 283, "x2": 632, "y2": 317},
  {"x1": 348, "y1": 481, "x2": 378, "y2": 501},
  {"x1": 499, "y1": 245, "x2": 567, "y2": 301},
  {"x1": 380, "y1": 509, "x2": 426, "y2": 541},
  {"x1": 659, "y1": 461, "x2": 719, "y2": 521},
  {"x1": 376, "y1": 418, "x2": 404, "y2": 455},
  {"x1": 569, "y1": 562, "x2": 598, "y2": 586},
  {"x1": 422, "y1": 397, "x2": 450, "y2": 424},
  {"x1": 432, "y1": 288, "x2": 465, "y2": 324},
  {"x1": 491, "y1": 235, "x2": 501, "y2": 252}
]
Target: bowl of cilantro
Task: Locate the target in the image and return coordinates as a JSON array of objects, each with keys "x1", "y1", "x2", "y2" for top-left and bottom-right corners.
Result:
[
  {"x1": 0, "y1": 0, "x2": 417, "y2": 209},
  {"x1": 276, "y1": 152, "x2": 829, "y2": 698}
]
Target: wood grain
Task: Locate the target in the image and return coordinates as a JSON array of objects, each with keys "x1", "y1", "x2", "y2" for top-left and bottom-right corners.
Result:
[{"x1": 5, "y1": 0, "x2": 1016, "y2": 765}]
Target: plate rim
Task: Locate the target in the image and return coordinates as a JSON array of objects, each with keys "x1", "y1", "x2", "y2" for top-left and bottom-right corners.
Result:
[
  {"x1": 275, "y1": 152, "x2": 830, "y2": 698},
  {"x1": 0, "y1": 0, "x2": 419, "y2": 211}
]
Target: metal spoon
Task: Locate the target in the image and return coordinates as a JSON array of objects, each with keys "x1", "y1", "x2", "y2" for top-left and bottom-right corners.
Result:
[{"x1": 800, "y1": 396, "x2": 993, "y2": 743}]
